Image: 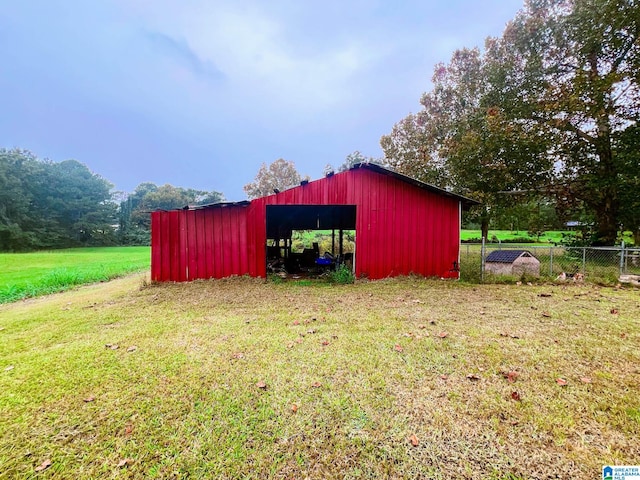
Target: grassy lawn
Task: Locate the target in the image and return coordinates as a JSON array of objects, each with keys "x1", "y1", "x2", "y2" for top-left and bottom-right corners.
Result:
[
  {"x1": 0, "y1": 247, "x2": 150, "y2": 304},
  {"x1": 1, "y1": 276, "x2": 638, "y2": 479},
  {"x1": 461, "y1": 230, "x2": 636, "y2": 245},
  {"x1": 460, "y1": 230, "x2": 570, "y2": 244}
]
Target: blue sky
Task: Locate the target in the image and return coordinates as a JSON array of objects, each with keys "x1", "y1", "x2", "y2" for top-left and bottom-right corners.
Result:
[{"x1": 0, "y1": 1, "x2": 523, "y2": 200}]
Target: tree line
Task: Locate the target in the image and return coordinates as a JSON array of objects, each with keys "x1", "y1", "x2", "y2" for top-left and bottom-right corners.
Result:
[
  {"x1": 0, "y1": 149, "x2": 223, "y2": 251},
  {"x1": 381, "y1": 0, "x2": 640, "y2": 246},
  {"x1": 4, "y1": 1, "x2": 638, "y2": 250}
]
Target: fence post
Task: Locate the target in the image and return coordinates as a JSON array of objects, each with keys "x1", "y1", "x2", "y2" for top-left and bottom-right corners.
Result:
[
  {"x1": 481, "y1": 237, "x2": 486, "y2": 283},
  {"x1": 549, "y1": 247, "x2": 553, "y2": 276},
  {"x1": 620, "y1": 241, "x2": 625, "y2": 276},
  {"x1": 582, "y1": 248, "x2": 586, "y2": 274}
]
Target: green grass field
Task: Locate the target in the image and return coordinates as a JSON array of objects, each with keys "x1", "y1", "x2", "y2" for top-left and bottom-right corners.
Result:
[
  {"x1": 0, "y1": 247, "x2": 150, "y2": 304},
  {"x1": 460, "y1": 230, "x2": 570, "y2": 244},
  {"x1": 461, "y1": 229, "x2": 636, "y2": 245},
  {"x1": 0, "y1": 277, "x2": 638, "y2": 478}
]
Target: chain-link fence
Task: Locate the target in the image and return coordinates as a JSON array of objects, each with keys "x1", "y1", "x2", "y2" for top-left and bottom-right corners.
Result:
[{"x1": 460, "y1": 242, "x2": 640, "y2": 284}]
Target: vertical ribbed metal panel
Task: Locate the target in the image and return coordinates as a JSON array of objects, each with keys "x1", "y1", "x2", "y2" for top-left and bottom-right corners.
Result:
[{"x1": 150, "y1": 206, "x2": 251, "y2": 281}]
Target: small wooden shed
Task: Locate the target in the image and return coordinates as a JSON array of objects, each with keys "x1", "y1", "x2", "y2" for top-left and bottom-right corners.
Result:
[{"x1": 485, "y1": 250, "x2": 540, "y2": 277}]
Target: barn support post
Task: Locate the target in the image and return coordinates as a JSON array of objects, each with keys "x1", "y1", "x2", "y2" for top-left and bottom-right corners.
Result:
[
  {"x1": 481, "y1": 236, "x2": 486, "y2": 282},
  {"x1": 457, "y1": 201, "x2": 462, "y2": 281}
]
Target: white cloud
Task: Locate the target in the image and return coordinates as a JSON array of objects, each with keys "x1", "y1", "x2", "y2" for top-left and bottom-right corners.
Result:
[{"x1": 116, "y1": 1, "x2": 379, "y2": 115}]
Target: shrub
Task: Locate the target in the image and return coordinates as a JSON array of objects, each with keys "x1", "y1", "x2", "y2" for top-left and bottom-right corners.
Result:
[{"x1": 330, "y1": 264, "x2": 355, "y2": 284}]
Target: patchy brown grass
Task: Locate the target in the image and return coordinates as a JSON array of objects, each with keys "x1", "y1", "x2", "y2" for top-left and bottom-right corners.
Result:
[{"x1": 1, "y1": 275, "x2": 639, "y2": 479}]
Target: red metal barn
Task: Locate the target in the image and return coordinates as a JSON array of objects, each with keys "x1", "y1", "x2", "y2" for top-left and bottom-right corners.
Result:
[{"x1": 151, "y1": 163, "x2": 478, "y2": 281}]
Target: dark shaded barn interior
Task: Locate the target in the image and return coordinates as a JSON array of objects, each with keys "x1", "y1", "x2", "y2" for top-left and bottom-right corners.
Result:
[{"x1": 265, "y1": 205, "x2": 356, "y2": 275}]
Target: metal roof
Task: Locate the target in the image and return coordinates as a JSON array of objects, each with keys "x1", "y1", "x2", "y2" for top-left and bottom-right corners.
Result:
[
  {"x1": 160, "y1": 162, "x2": 480, "y2": 212},
  {"x1": 184, "y1": 201, "x2": 251, "y2": 210},
  {"x1": 350, "y1": 163, "x2": 480, "y2": 209},
  {"x1": 485, "y1": 250, "x2": 536, "y2": 263}
]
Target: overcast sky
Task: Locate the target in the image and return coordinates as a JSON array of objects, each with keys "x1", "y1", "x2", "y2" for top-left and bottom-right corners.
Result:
[{"x1": 1, "y1": 1, "x2": 523, "y2": 200}]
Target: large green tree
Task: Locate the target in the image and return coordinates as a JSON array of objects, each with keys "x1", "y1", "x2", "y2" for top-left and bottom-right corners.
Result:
[
  {"x1": 382, "y1": 47, "x2": 554, "y2": 238},
  {"x1": 37, "y1": 160, "x2": 116, "y2": 246},
  {"x1": 0, "y1": 149, "x2": 116, "y2": 250},
  {"x1": 382, "y1": 0, "x2": 640, "y2": 244},
  {"x1": 616, "y1": 125, "x2": 640, "y2": 245},
  {"x1": 0, "y1": 149, "x2": 41, "y2": 250},
  {"x1": 486, "y1": 0, "x2": 640, "y2": 244}
]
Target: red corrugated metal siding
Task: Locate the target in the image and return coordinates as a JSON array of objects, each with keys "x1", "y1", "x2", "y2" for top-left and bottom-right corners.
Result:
[
  {"x1": 249, "y1": 168, "x2": 460, "y2": 279},
  {"x1": 150, "y1": 206, "x2": 251, "y2": 281},
  {"x1": 150, "y1": 167, "x2": 462, "y2": 281}
]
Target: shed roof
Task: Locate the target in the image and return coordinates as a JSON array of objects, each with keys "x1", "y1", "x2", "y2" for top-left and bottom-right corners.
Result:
[
  {"x1": 159, "y1": 162, "x2": 480, "y2": 212},
  {"x1": 185, "y1": 201, "x2": 251, "y2": 210},
  {"x1": 350, "y1": 163, "x2": 479, "y2": 208},
  {"x1": 485, "y1": 250, "x2": 536, "y2": 263}
]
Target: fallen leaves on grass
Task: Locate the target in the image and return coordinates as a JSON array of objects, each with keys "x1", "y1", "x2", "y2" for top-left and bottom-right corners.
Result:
[
  {"x1": 580, "y1": 377, "x2": 592, "y2": 384},
  {"x1": 291, "y1": 404, "x2": 298, "y2": 413},
  {"x1": 105, "y1": 344, "x2": 119, "y2": 350},
  {"x1": 4, "y1": 365, "x2": 14, "y2": 371},
  {"x1": 311, "y1": 381, "x2": 322, "y2": 388},
  {"x1": 408, "y1": 434, "x2": 419, "y2": 446},
  {"x1": 117, "y1": 458, "x2": 133, "y2": 468},
  {"x1": 542, "y1": 312, "x2": 551, "y2": 318},
  {"x1": 556, "y1": 378, "x2": 568, "y2": 386},
  {"x1": 126, "y1": 346, "x2": 137, "y2": 353},
  {"x1": 502, "y1": 371, "x2": 519, "y2": 383},
  {"x1": 538, "y1": 293, "x2": 552, "y2": 297},
  {"x1": 321, "y1": 340, "x2": 330, "y2": 346},
  {"x1": 231, "y1": 352, "x2": 244, "y2": 359},
  {"x1": 499, "y1": 332, "x2": 520, "y2": 339},
  {"x1": 466, "y1": 374, "x2": 480, "y2": 381},
  {"x1": 417, "y1": 324, "x2": 426, "y2": 329},
  {"x1": 610, "y1": 308, "x2": 619, "y2": 314},
  {"x1": 256, "y1": 381, "x2": 267, "y2": 390},
  {"x1": 437, "y1": 332, "x2": 448, "y2": 338},
  {"x1": 83, "y1": 395, "x2": 95, "y2": 403},
  {"x1": 34, "y1": 459, "x2": 52, "y2": 472},
  {"x1": 295, "y1": 337, "x2": 304, "y2": 344},
  {"x1": 394, "y1": 344, "x2": 404, "y2": 352},
  {"x1": 307, "y1": 329, "x2": 317, "y2": 334},
  {"x1": 292, "y1": 320, "x2": 300, "y2": 325},
  {"x1": 440, "y1": 375, "x2": 448, "y2": 380},
  {"x1": 124, "y1": 424, "x2": 133, "y2": 436},
  {"x1": 511, "y1": 391, "x2": 522, "y2": 401}
]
